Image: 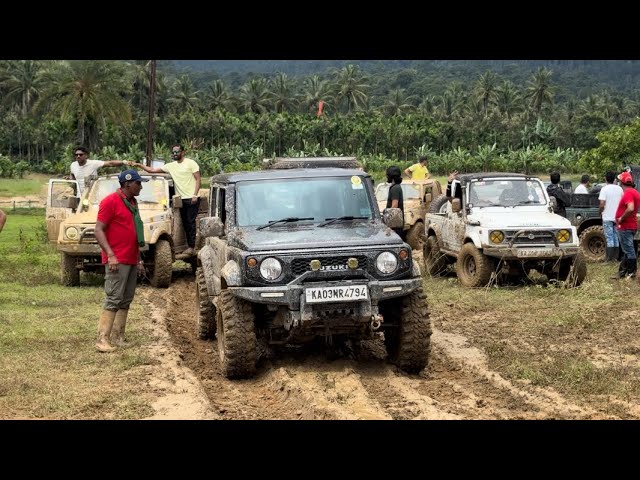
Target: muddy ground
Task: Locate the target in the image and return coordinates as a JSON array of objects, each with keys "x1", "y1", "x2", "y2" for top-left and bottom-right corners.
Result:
[{"x1": 138, "y1": 268, "x2": 626, "y2": 420}]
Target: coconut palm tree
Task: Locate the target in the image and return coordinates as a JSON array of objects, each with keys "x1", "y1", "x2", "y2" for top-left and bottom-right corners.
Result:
[
  {"x1": 0, "y1": 60, "x2": 44, "y2": 117},
  {"x1": 494, "y1": 80, "x2": 522, "y2": 120},
  {"x1": 474, "y1": 71, "x2": 499, "y2": 118},
  {"x1": 203, "y1": 79, "x2": 235, "y2": 112},
  {"x1": 270, "y1": 72, "x2": 297, "y2": 113},
  {"x1": 526, "y1": 67, "x2": 555, "y2": 119},
  {"x1": 35, "y1": 60, "x2": 132, "y2": 151},
  {"x1": 332, "y1": 64, "x2": 369, "y2": 114},
  {"x1": 168, "y1": 75, "x2": 199, "y2": 113},
  {"x1": 381, "y1": 89, "x2": 417, "y2": 116},
  {"x1": 237, "y1": 78, "x2": 272, "y2": 114}
]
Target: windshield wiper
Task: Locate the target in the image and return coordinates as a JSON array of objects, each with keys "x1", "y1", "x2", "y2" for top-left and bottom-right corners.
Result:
[
  {"x1": 256, "y1": 217, "x2": 313, "y2": 230},
  {"x1": 317, "y1": 216, "x2": 369, "y2": 227},
  {"x1": 517, "y1": 200, "x2": 541, "y2": 205}
]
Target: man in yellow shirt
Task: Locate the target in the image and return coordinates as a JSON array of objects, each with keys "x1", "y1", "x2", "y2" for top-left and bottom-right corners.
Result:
[
  {"x1": 404, "y1": 156, "x2": 429, "y2": 180},
  {"x1": 134, "y1": 144, "x2": 201, "y2": 256}
]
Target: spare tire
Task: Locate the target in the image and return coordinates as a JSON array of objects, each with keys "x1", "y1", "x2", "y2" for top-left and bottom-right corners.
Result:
[{"x1": 428, "y1": 195, "x2": 449, "y2": 214}]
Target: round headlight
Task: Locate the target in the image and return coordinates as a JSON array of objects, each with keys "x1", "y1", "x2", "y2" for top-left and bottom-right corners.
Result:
[
  {"x1": 490, "y1": 230, "x2": 504, "y2": 244},
  {"x1": 556, "y1": 229, "x2": 570, "y2": 243},
  {"x1": 65, "y1": 227, "x2": 79, "y2": 240},
  {"x1": 260, "y1": 257, "x2": 282, "y2": 280},
  {"x1": 376, "y1": 252, "x2": 398, "y2": 274}
]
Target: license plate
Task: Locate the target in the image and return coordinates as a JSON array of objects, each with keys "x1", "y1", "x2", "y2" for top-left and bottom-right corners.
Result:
[
  {"x1": 517, "y1": 249, "x2": 544, "y2": 258},
  {"x1": 305, "y1": 285, "x2": 368, "y2": 303}
]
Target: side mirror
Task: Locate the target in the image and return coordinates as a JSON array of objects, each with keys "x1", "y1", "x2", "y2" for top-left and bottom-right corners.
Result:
[
  {"x1": 172, "y1": 195, "x2": 183, "y2": 209},
  {"x1": 424, "y1": 193, "x2": 432, "y2": 204},
  {"x1": 451, "y1": 198, "x2": 462, "y2": 213},
  {"x1": 382, "y1": 207, "x2": 404, "y2": 229},
  {"x1": 199, "y1": 217, "x2": 224, "y2": 238},
  {"x1": 549, "y1": 196, "x2": 557, "y2": 212}
]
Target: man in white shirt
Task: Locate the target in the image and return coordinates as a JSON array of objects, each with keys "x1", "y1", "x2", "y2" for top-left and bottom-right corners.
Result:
[
  {"x1": 574, "y1": 174, "x2": 590, "y2": 194},
  {"x1": 134, "y1": 144, "x2": 201, "y2": 256},
  {"x1": 598, "y1": 170, "x2": 624, "y2": 261},
  {"x1": 69, "y1": 146, "x2": 130, "y2": 195}
]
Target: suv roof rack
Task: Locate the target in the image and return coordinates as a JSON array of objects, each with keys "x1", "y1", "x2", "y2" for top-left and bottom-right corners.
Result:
[{"x1": 263, "y1": 156, "x2": 363, "y2": 170}]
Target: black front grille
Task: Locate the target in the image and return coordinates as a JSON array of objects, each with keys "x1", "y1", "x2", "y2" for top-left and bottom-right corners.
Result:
[{"x1": 291, "y1": 255, "x2": 368, "y2": 276}]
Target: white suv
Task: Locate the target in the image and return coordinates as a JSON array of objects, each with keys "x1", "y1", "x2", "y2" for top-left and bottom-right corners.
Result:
[{"x1": 424, "y1": 172, "x2": 586, "y2": 287}]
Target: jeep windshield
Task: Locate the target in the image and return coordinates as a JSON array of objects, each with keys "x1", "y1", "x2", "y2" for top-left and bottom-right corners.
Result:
[
  {"x1": 236, "y1": 176, "x2": 374, "y2": 227},
  {"x1": 375, "y1": 183, "x2": 421, "y2": 201},
  {"x1": 86, "y1": 176, "x2": 167, "y2": 208},
  {"x1": 469, "y1": 178, "x2": 547, "y2": 207}
]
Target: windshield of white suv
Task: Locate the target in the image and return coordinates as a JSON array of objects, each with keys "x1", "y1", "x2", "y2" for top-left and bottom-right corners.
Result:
[
  {"x1": 236, "y1": 176, "x2": 374, "y2": 227},
  {"x1": 469, "y1": 179, "x2": 547, "y2": 207},
  {"x1": 87, "y1": 177, "x2": 166, "y2": 207},
  {"x1": 375, "y1": 183, "x2": 421, "y2": 201}
]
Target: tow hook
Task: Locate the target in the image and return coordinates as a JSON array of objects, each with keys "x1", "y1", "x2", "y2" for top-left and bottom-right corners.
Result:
[{"x1": 370, "y1": 314, "x2": 383, "y2": 331}]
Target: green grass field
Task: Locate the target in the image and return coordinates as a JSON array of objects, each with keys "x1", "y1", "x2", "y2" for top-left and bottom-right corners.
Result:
[{"x1": 0, "y1": 213, "x2": 154, "y2": 419}]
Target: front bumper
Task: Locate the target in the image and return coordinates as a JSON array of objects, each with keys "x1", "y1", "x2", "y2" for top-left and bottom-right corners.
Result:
[{"x1": 481, "y1": 245, "x2": 580, "y2": 260}]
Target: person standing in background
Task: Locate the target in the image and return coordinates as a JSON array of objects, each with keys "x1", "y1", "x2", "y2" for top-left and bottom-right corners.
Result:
[
  {"x1": 133, "y1": 144, "x2": 201, "y2": 256},
  {"x1": 574, "y1": 175, "x2": 590, "y2": 194},
  {"x1": 386, "y1": 165, "x2": 404, "y2": 239},
  {"x1": 404, "y1": 156, "x2": 429, "y2": 180},
  {"x1": 611, "y1": 171, "x2": 640, "y2": 280},
  {"x1": 598, "y1": 171, "x2": 623, "y2": 262},
  {"x1": 68, "y1": 146, "x2": 130, "y2": 196}
]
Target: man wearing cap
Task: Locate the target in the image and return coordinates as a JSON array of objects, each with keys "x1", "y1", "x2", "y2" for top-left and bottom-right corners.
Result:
[
  {"x1": 612, "y1": 171, "x2": 640, "y2": 280},
  {"x1": 93, "y1": 169, "x2": 149, "y2": 352}
]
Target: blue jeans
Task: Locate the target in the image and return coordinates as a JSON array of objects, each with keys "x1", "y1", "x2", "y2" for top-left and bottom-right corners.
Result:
[
  {"x1": 617, "y1": 229, "x2": 637, "y2": 261},
  {"x1": 603, "y1": 221, "x2": 619, "y2": 247}
]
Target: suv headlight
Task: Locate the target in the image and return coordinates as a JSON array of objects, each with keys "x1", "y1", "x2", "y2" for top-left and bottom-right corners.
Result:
[
  {"x1": 556, "y1": 229, "x2": 570, "y2": 243},
  {"x1": 65, "y1": 227, "x2": 79, "y2": 240},
  {"x1": 489, "y1": 230, "x2": 505, "y2": 243},
  {"x1": 260, "y1": 257, "x2": 282, "y2": 280},
  {"x1": 376, "y1": 252, "x2": 398, "y2": 274}
]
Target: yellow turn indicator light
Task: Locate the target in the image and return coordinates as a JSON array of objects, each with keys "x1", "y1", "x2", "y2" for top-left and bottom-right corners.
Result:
[
  {"x1": 398, "y1": 249, "x2": 408, "y2": 261},
  {"x1": 247, "y1": 257, "x2": 258, "y2": 268},
  {"x1": 490, "y1": 230, "x2": 505, "y2": 244},
  {"x1": 556, "y1": 229, "x2": 570, "y2": 243}
]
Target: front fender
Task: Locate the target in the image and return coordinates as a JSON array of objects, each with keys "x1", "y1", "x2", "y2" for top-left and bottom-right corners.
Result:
[
  {"x1": 467, "y1": 231, "x2": 483, "y2": 249},
  {"x1": 221, "y1": 260, "x2": 242, "y2": 287},
  {"x1": 198, "y1": 246, "x2": 221, "y2": 296},
  {"x1": 148, "y1": 227, "x2": 172, "y2": 247}
]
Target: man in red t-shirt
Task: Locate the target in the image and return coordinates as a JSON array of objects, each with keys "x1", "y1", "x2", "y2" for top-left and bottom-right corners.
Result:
[
  {"x1": 613, "y1": 171, "x2": 640, "y2": 279},
  {"x1": 94, "y1": 169, "x2": 149, "y2": 352}
]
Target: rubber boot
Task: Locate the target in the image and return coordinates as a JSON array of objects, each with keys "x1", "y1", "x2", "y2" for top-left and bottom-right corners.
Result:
[
  {"x1": 611, "y1": 259, "x2": 628, "y2": 280},
  {"x1": 625, "y1": 258, "x2": 638, "y2": 279},
  {"x1": 96, "y1": 310, "x2": 117, "y2": 352},
  {"x1": 605, "y1": 247, "x2": 618, "y2": 262},
  {"x1": 110, "y1": 309, "x2": 129, "y2": 347}
]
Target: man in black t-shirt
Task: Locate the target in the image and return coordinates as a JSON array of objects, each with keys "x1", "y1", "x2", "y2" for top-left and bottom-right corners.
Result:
[
  {"x1": 546, "y1": 172, "x2": 571, "y2": 217},
  {"x1": 385, "y1": 166, "x2": 404, "y2": 238}
]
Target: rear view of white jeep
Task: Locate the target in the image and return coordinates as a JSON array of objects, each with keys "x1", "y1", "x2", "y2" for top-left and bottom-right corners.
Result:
[{"x1": 424, "y1": 173, "x2": 586, "y2": 287}]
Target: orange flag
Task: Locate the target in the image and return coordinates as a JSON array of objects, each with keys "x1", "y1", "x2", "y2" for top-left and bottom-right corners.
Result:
[{"x1": 316, "y1": 100, "x2": 324, "y2": 117}]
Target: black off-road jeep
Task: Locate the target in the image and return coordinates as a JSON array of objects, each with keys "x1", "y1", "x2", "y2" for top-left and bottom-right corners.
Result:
[{"x1": 195, "y1": 164, "x2": 431, "y2": 379}]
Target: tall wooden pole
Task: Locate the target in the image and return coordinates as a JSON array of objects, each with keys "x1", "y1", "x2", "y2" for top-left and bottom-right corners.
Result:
[{"x1": 145, "y1": 60, "x2": 157, "y2": 167}]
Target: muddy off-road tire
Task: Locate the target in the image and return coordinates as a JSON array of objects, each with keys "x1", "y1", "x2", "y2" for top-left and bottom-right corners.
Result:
[
  {"x1": 149, "y1": 239, "x2": 172, "y2": 288},
  {"x1": 195, "y1": 267, "x2": 216, "y2": 339},
  {"x1": 382, "y1": 287, "x2": 432, "y2": 374},
  {"x1": 218, "y1": 290, "x2": 257, "y2": 379},
  {"x1": 61, "y1": 253, "x2": 80, "y2": 287},
  {"x1": 423, "y1": 235, "x2": 447, "y2": 276},
  {"x1": 428, "y1": 195, "x2": 449, "y2": 214},
  {"x1": 557, "y1": 252, "x2": 587, "y2": 287},
  {"x1": 580, "y1": 225, "x2": 606, "y2": 262},
  {"x1": 456, "y1": 243, "x2": 494, "y2": 287},
  {"x1": 406, "y1": 222, "x2": 425, "y2": 251}
]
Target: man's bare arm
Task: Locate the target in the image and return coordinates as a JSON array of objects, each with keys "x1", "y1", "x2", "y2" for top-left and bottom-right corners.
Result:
[{"x1": 599, "y1": 199, "x2": 606, "y2": 215}]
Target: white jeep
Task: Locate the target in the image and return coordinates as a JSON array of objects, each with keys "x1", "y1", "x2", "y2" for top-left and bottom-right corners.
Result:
[{"x1": 423, "y1": 172, "x2": 586, "y2": 287}]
